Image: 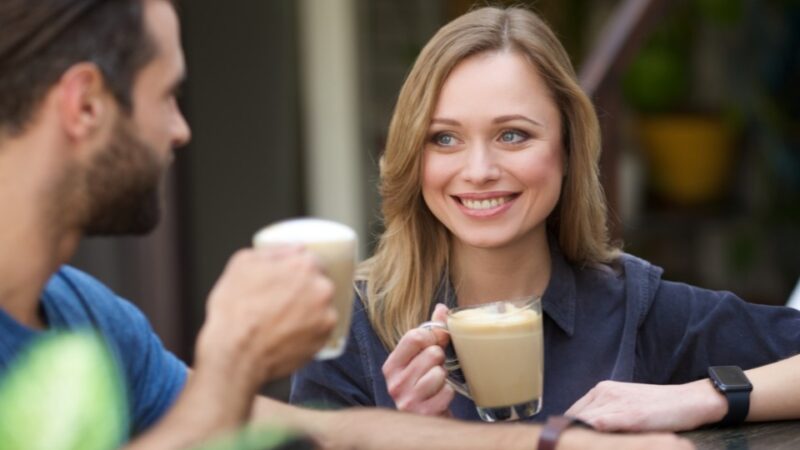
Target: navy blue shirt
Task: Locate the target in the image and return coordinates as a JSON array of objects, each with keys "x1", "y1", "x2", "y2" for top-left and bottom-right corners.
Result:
[
  {"x1": 290, "y1": 245, "x2": 800, "y2": 421},
  {"x1": 0, "y1": 266, "x2": 188, "y2": 436}
]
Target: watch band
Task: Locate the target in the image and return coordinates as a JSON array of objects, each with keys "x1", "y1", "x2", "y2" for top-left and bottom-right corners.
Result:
[
  {"x1": 718, "y1": 389, "x2": 750, "y2": 427},
  {"x1": 708, "y1": 366, "x2": 752, "y2": 427},
  {"x1": 537, "y1": 416, "x2": 593, "y2": 450}
]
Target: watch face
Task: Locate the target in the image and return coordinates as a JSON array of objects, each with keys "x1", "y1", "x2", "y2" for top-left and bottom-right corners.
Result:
[{"x1": 709, "y1": 366, "x2": 753, "y2": 392}]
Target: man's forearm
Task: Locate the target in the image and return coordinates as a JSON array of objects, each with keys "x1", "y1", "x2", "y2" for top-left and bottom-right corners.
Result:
[
  {"x1": 252, "y1": 396, "x2": 692, "y2": 449},
  {"x1": 124, "y1": 369, "x2": 255, "y2": 450},
  {"x1": 317, "y1": 408, "x2": 543, "y2": 449},
  {"x1": 303, "y1": 407, "x2": 692, "y2": 450},
  {"x1": 253, "y1": 397, "x2": 541, "y2": 449},
  {"x1": 257, "y1": 397, "x2": 697, "y2": 450},
  {"x1": 323, "y1": 409, "x2": 548, "y2": 449}
]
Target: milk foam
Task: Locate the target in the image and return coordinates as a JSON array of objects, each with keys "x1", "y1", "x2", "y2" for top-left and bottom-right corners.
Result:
[
  {"x1": 253, "y1": 218, "x2": 356, "y2": 245},
  {"x1": 449, "y1": 302, "x2": 539, "y2": 329}
]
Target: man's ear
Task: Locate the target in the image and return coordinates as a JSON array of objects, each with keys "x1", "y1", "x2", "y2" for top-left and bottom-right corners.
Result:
[{"x1": 55, "y1": 62, "x2": 113, "y2": 141}]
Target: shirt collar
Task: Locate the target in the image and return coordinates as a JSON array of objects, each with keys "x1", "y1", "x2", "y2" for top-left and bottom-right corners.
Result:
[
  {"x1": 432, "y1": 238, "x2": 577, "y2": 337},
  {"x1": 542, "y1": 241, "x2": 577, "y2": 337},
  {"x1": 433, "y1": 274, "x2": 457, "y2": 311}
]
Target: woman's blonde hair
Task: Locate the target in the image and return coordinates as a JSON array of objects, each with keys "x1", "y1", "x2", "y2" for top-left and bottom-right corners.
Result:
[{"x1": 359, "y1": 6, "x2": 620, "y2": 350}]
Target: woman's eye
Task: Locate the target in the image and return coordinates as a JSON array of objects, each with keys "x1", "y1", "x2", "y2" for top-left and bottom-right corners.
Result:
[
  {"x1": 499, "y1": 130, "x2": 528, "y2": 144},
  {"x1": 433, "y1": 133, "x2": 456, "y2": 146}
]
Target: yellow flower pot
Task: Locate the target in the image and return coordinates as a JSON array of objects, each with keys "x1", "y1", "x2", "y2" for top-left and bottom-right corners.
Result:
[{"x1": 637, "y1": 115, "x2": 735, "y2": 205}]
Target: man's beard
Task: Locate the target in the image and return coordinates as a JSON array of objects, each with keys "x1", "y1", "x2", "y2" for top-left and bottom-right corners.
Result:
[{"x1": 82, "y1": 119, "x2": 166, "y2": 236}]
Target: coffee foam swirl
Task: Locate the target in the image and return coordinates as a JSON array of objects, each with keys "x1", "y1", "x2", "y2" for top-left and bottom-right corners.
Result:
[{"x1": 448, "y1": 302, "x2": 541, "y2": 331}]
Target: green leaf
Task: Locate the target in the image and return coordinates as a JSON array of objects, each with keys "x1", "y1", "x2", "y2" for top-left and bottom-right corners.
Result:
[
  {"x1": 623, "y1": 44, "x2": 690, "y2": 112},
  {"x1": 0, "y1": 332, "x2": 128, "y2": 450}
]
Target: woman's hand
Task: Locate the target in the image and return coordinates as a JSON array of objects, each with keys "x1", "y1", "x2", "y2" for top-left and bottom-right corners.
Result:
[
  {"x1": 565, "y1": 380, "x2": 727, "y2": 432},
  {"x1": 382, "y1": 304, "x2": 455, "y2": 416}
]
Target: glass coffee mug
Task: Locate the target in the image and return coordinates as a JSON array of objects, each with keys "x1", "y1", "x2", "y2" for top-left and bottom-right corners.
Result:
[
  {"x1": 420, "y1": 297, "x2": 544, "y2": 421},
  {"x1": 253, "y1": 218, "x2": 357, "y2": 360}
]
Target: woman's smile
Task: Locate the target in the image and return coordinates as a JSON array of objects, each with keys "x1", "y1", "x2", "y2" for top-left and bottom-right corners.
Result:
[{"x1": 452, "y1": 192, "x2": 520, "y2": 218}]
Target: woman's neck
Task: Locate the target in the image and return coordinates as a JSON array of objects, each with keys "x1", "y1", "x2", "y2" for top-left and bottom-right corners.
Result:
[{"x1": 450, "y1": 228, "x2": 551, "y2": 307}]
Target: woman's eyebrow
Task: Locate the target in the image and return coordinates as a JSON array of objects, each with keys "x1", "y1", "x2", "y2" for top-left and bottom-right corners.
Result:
[
  {"x1": 492, "y1": 114, "x2": 544, "y2": 128},
  {"x1": 430, "y1": 117, "x2": 461, "y2": 126}
]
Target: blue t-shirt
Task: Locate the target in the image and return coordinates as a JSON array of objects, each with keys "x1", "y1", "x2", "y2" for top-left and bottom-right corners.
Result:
[
  {"x1": 290, "y1": 245, "x2": 800, "y2": 421},
  {"x1": 0, "y1": 266, "x2": 188, "y2": 436}
]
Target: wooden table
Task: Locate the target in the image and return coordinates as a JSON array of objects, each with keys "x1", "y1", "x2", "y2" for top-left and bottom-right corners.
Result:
[{"x1": 682, "y1": 421, "x2": 800, "y2": 450}]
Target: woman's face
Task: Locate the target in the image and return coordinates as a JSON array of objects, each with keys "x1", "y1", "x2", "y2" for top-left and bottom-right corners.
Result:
[{"x1": 421, "y1": 50, "x2": 564, "y2": 251}]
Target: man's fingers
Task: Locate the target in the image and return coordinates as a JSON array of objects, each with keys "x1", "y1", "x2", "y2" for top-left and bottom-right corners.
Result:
[{"x1": 252, "y1": 243, "x2": 305, "y2": 259}]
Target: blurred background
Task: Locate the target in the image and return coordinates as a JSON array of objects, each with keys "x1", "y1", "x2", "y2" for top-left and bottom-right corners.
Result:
[{"x1": 69, "y1": 0, "x2": 800, "y2": 397}]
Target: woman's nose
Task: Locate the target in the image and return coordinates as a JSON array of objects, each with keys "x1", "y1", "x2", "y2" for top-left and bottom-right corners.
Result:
[{"x1": 461, "y1": 143, "x2": 500, "y2": 184}]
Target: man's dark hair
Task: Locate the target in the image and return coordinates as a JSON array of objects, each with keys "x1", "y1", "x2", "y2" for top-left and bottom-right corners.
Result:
[{"x1": 0, "y1": 0, "x2": 157, "y2": 136}]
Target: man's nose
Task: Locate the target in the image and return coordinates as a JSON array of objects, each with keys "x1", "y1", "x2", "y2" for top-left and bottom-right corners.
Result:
[{"x1": 172, "y1": 106, "x2": 191, "y2": 148}]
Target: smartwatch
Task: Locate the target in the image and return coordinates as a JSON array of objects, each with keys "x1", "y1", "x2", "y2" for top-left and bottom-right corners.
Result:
[{"x1": 708, "y1": 365, "x2": 752, "y2": 427}]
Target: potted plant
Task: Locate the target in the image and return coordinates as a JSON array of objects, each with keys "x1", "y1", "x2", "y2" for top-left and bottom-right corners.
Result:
[{"x1": 622, "y1": 0, "x2": 742, "y2": 207}]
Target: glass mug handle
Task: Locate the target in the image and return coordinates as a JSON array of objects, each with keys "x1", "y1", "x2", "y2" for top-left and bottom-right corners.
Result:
[{"x1": 418, "y1": 321, "x2": 471, "y2": 399}]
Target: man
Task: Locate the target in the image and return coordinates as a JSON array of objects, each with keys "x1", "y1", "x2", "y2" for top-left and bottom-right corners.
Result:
[
  {"x1": 0, "y1": 0, "x2": 690, "y2": 448},
  {"x1": 0, "y1": 0, "x2": 334, "y2": 444}
]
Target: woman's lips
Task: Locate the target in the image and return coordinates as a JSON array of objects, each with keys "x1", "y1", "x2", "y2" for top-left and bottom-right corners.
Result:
[{"x1": 452, "y1": 193, "x2": 519, "y2": 217}]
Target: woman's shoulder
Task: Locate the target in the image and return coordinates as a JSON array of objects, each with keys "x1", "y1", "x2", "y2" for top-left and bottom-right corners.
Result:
[
  {"x1": 599, "y1": 253, "x2": 758, "y2": 316},
  {"x1": 569, "y1": 252, "x2": 663, "y2": 294},
  {"x1": 567, "y1": 252, "x2": 672, "y2": 326},
  {"x1": 611, "y1": 253, "x2": 738, "y2": 302},
  {"x1": 350, "y1": 280, "x2": 379, "y2": 331}
]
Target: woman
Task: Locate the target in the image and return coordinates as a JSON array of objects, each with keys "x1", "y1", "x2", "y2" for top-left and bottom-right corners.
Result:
[{"x1": 291, "y1": 6, "x2": 800, "y2": 429}]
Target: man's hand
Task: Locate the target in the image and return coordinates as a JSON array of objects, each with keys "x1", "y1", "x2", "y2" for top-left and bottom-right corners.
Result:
[
  {"x1": 124, "y1": 246, "x2": 336, "y2": 450},
  {"x1": 195, "y1": 245, "x2": 337, "y2": 391},
  {"x1": 566, "y1": 380, "x2": 727, "y2": 432},
  {"x1": 560, "y1": 428, "x2": 695, "y2": 450},
  {"x1": 382, "y1": 304, "x2": 454, "y2": 416},
  {"x1": 273, "y1": 405, "x2": 695, "y2": 450}
]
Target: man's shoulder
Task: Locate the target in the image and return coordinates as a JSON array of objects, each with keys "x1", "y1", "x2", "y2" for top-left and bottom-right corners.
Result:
[
  {"x1": 43, "y1": 265, "x2": 147, "y2": 330},
  {"x1": 46, "y1": 265, "x2": 115, "y2": 299}
]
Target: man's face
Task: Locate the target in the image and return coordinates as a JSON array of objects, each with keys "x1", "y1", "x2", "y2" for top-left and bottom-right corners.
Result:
[{"x1": 84, "y1": 0, "x2": 190, "y2": 235}]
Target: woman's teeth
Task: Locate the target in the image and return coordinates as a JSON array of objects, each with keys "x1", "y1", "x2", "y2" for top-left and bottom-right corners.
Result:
[{"x1": 461, "y1": 196, "x2": 511, "y2": 210}]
